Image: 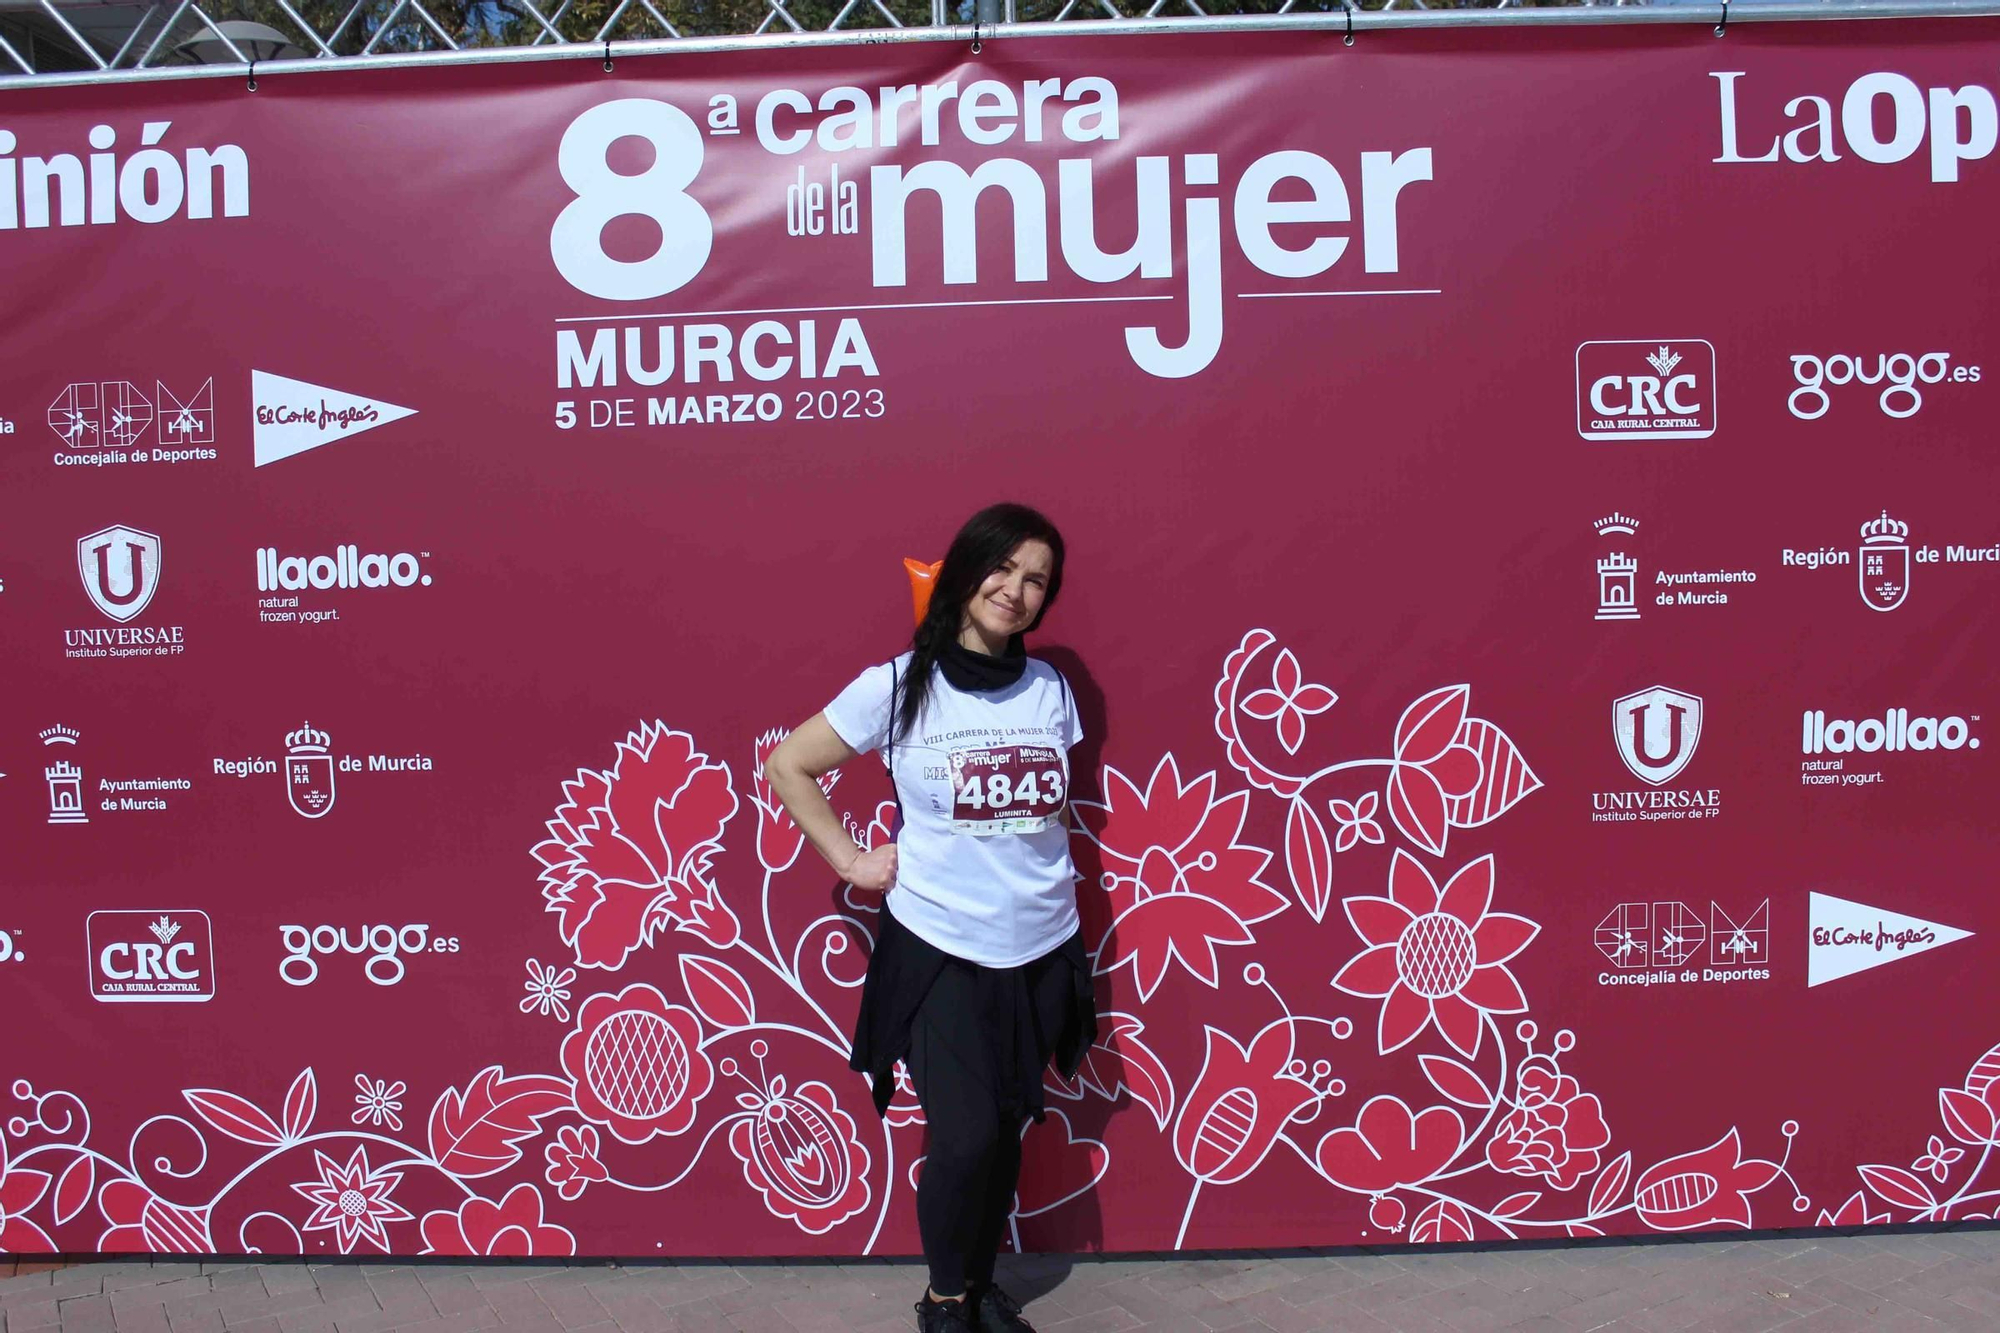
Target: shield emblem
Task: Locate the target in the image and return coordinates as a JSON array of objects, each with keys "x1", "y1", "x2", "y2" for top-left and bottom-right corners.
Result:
[
  {"x1": 286, "y1": 753, "x2": 337, "y2": 818},
  {"x1": 1859, "y1": 541, "x2": 1909, "y2": 612},
  {"x1": 1613, "y1": 686, "x2": 1703, "y2": 787},
  {"x1": 77, "y1": 524, "x2": 162, "y2": 623}
]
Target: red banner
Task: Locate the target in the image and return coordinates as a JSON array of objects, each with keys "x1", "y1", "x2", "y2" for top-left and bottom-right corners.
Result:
[{"x1": 3, "y1": 20, "x2": 1998, "y2": 1258}]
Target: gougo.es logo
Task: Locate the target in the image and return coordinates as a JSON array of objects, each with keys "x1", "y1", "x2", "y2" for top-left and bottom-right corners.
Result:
[
  {"x1": 1787, "y1": 350, "x2": 1981, "y2": 420},
  {"x1": 279, "y1": 923, "x2": 461, "y2": 986}
]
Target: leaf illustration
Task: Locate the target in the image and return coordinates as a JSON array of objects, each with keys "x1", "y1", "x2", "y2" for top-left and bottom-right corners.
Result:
[
  {"x1": 1410, "y1": 1198, "x2": 1474, "y2": 1244},
  {"x1": 1588, "y1": 1150, "x2": 1633, "y2": 1217},
  {"x1": 282, "y1": 1068, "x2": 317, "y2": 1142},
  {"x1": 182, "y1": 1088, "x2": 286, "y2": 1147},
  {"x1": 1941, "y1": 1088, "x2": 1999, "y2": 1146},
  {"x1": 53, "y1": 1152, "x2": 95, "y2": 1225},
  {"x1": 1386, "y1": 764, "x2": 1450, "y2": 857},
  {"x1": 1394, "y1": 686, "x2": 1471, "y2": 765},
  {"x1": 680, "y1": 954, "x2": 756, "y2": 1028},
  {"x1": 1493, "y1": 1191, "x2": 1541, "y2": 1219},
  {"x1": 1566, "y1": 1222, "x2": 1605, "y2": 1238},
  {"x1": 1419, "y1": 1054, "x2": 1493, "y2": 1110},
  {"x1": 1050, "y1": 1012, "x2": 1175, "y2": 1130},
  {"x1": 1859, "y1": 1163, "x2": 1938, "y2": 1211},
  {"x1": 428, "y1": 1066, "x2": 573, "y2": 1178},
  {"x1": 1285, "y1": 798, "x2": 1334, "y2": 923}
]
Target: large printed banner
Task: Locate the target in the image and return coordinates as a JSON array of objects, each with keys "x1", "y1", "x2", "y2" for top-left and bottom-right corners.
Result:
[{"x1": 2, "y1": 20, "x2": 1998, "y2": 1258}]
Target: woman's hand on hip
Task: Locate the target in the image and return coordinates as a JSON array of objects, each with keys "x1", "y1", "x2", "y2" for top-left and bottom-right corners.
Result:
[{"x1": 845, "y1": 842, "x2": 898, "y2": 893}]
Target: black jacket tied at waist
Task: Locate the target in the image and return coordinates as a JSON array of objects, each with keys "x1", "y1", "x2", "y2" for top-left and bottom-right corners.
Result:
[{"x1": 848, "y1": 903, "x2": 1098, "y2": 1122}]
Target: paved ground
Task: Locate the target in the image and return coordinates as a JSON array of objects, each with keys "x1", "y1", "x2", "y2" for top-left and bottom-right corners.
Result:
[{"x1": 8, "y1": 1229, "x2": 2000, "y2": 1333}]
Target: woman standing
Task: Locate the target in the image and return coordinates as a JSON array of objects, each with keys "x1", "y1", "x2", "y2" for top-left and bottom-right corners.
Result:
[{"x1": 764, "y1": 503, "x2": 1096, "y2": 1333}]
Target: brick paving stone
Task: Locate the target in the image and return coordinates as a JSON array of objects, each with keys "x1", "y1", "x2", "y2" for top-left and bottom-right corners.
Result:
[
  {"x1": 112, "y1": 1302, "x2": 171, "y2": 1333},
  {"x1": 37, "y1": 1226, "x2": 2000, "y2": 1333},
  {"x1": 13, "y1": 1303, "x2": 63, "y2": 1333}
]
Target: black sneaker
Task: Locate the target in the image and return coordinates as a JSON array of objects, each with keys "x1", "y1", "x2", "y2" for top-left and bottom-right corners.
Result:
[
  {"x1": 916, "y1": 1293, "x2": 977, "y2": 1333},
  {"x1": 969, "y1": 1284, "x2": 1036, "y2": 1333}
]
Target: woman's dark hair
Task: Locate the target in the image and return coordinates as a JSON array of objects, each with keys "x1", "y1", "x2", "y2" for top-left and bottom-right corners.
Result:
[{"x1": 892, "y1": 503, "x2": 1066, "y2": 743}]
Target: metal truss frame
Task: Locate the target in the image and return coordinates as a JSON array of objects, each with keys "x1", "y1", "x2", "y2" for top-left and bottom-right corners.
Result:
[{"x1": 0, "y1": 0, "x2": 1996, "y2": 89}]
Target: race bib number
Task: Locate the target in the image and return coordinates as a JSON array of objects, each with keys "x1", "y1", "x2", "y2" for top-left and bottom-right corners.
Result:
[{"x1": 948, "y1": 744, "x2": 1068, "y2": 836}]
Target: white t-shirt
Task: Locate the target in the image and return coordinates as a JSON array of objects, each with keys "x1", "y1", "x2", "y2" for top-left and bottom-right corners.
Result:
[{"x1": 823, "y1": 651, "x2": 1083, "y2": 968}]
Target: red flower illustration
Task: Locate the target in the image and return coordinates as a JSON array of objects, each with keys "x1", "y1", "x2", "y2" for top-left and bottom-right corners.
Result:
[
  {"x1": 290, "y1": 1147, "x2": 413, "y2": 1254},
  {"x1": 543, "y1": 1124, "x2": 608, "y2": 1201},
  {"x1": 1632, "y1": 1129, "x2": 1780, "y2": 1231},
  {"x1": 1074, "y1": 756, "x2": 1286, "y2": 1001},
  {"x1": 95, "y1": 1179, "x2": 212, "y2": 1253},
  {"x1": 1315, "y1": 1096, "x2": 1463, "y2": 1193},
  {"x1": 562, "y1": 984, "x2": 714, "y2": 1144},
  {"x1": 1331, "y1": 851, "x2": 1536, "y2": 1058},
  {"x1": 0, "y1": 1134, "x2": 54, "y2": 1253},
  {"x1": 419, "y1": 1182, "x2": 576, "y2": 1256},
  {"x1": 1384, "y1": 687, "x2": 1543, "y2": 857},
  {"x1": 728, "y1": 1078, "x2": 871, "y2": 1234},
  {"x1": 1173, "y1": 1024, "x2": 1320, "y2": 1186},
  {"x1": 1384, "y1": 687, "x2": 1486, "y2": 857},
  {"x1": 1239, "y1": 648, "x2": 1337, "y2": 756},
  {"x1": 885, "y1": 1062, "x2": 925, "y2": 1128},
  {"x1": 533, "y1": 722, "x2": 741, "y2": 970},
  {"x1": 752, "y1": 729, "x2": 838, "y2": 875},
  {"x1": 1484, "y1": 1058, "x2": 1611, "y2": 1190},
  {"x1": 1329, "y1": 793, "x2": 1385, "y2": 854}
]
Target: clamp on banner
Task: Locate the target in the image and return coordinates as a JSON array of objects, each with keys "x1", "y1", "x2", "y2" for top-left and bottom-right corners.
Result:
[
  {"x1": 246, "y1": 58, "x2": 256, "y2": 91},
  {"x1": 971, "y1": 20, "x2": 983, "y2": 54},
  {"x1": 1715, "y1": 0, "x2": 1730, "y2": 36},
  {"x1": 1343, "y1": 6, "x2": 1354, "y2": 46},
  {"x1": 603, "y1": 39, "x2": 614, "y2": 71}
]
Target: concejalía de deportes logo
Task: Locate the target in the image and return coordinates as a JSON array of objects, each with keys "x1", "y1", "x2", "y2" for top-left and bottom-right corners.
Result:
[{"x1": 548, "y1": 82, "x2": 1439, "y2": 379}]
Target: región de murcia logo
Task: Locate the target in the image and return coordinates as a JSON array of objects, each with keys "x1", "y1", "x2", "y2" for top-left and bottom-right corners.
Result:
[{"x1": 210, "y1": 721, "x2": 434, "y2": 816}]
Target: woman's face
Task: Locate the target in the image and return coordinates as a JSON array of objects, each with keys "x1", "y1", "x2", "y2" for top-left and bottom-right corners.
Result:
[{"x1": 963, "y1": 539, "x2": 1054, "y2": 642}]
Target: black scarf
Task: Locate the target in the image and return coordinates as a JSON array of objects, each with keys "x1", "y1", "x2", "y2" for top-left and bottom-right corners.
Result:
[{"x1": 939, "y1": 636, "x2": 1026, "y2": 692}]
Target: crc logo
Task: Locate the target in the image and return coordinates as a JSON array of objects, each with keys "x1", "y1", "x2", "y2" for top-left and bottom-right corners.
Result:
[
  {"x1": 1788, "y1": 352, "x2": 1979, "y2": 420},
  {"x1": 77, "y1": 524, "x2": 162, "y2": 622},
  {"x1": 279, "y1": 923, "x2": 461, "y2": 986},
  {"x1": 551, "y1": 99, "x2": 712, "y2": 301},
  {"x1": 1576, "y1": 341, "x2": 1717, "y2": 440},
  {"x1": 1614, "y1": 686, "x2": 1704, "y2": 786},
  {"x1": 87, "y1": 910, "x2": 215, "y2": 1003}
]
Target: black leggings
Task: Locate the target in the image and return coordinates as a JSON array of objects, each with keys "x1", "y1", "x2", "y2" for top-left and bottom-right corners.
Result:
[{"x1": 908, "y1": 947, "x2": 1074, "y2": 1298}]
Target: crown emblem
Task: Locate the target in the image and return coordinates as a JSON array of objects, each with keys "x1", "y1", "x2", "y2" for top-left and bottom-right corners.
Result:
[
  {"x1": 149, "y1": 915, "x2": 181, "y2": 946},
  {"x1": 1860, "y1": 510, "x2": 1910, "y2": 545},
  {"x1": 1593, "y1": 513, "x2": 1639, "y2": 537},
  {"x1": 1645, "y1": 346, "x2": 1682, "y2": 377},
  {"x1": 39, "y1": 724, "x2": 80, "y2": 746},
  {"x1": 286, "y1": 722, "x2": 331, "y2": 754}
]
